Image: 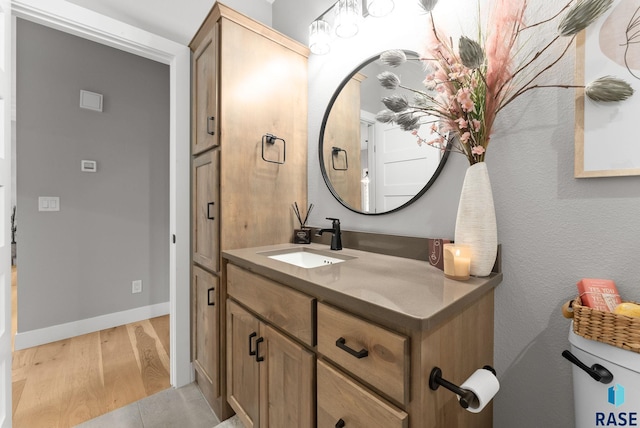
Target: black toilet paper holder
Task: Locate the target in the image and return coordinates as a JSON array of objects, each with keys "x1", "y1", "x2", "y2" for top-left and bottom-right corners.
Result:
[{"x1": 429, "y1": 365, "x2": 496, "y2": 409}]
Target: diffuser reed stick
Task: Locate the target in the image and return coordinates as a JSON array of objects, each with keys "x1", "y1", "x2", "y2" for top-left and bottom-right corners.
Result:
[{"x1": 293, "y1": 202, "x2": 313, "y2": 228}]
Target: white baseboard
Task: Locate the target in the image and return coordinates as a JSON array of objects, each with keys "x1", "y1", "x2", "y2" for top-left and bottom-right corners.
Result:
[{"x1": 13, "y1": 302, "x2": 170, "y2": 350}]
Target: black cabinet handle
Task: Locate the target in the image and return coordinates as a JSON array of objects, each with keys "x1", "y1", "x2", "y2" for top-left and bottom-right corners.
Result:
[
  {"x1": 336, "y1": 337, "x2": 368, "y2": 359},
  {"x1": 335, "y1": 419, "x2": 345, "y2": 428},
  {"x1": 249, "y1": 332, "x2": 257, "y2": 356},
  {"x1": 207, "y1": 287, "x2": 215, "y2": 306},
  {"x1": 562, "y1": 350, "x2": 613, "y2": 384},
  {"x1": 255, "y1": 337, "x2": 264, "y2": 362},
  {"x1": 207, "y1": 116, "x2": 215, "y2": 135},
  {"x1": 207, "y1": 202, "x2": 215, "y2": 220}
]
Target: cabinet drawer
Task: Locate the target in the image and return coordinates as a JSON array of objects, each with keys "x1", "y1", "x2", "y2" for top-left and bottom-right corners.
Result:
[
  {"x1": 227, "y1": 264, "x2": 315, "y2": 346},
  {"x1": 318, "y1": 360, "x2": 408, "y2": 428},
  {"x1": 317, "y1": 302, "x2": 409, "y2": 405}
]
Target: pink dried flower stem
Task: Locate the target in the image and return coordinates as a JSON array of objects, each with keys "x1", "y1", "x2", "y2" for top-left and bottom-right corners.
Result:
[
  {"x1": 482, "y1": 0, "x2": 526, "y2": 148},
  {"x1": 422, "y1": 13, "x2": 492, "y2": 163}
]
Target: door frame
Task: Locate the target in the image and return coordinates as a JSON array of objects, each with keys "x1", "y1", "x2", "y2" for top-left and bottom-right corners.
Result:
[{"x1": 11, "y1": 0, "x2": 192, "y2": 388}]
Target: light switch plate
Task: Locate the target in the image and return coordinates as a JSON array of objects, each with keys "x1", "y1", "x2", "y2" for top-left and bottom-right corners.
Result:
[
  {"x1": 81, "y1": 160, "x2": 97, "y2": 172},
  {"x1": 39, "y1": 197, "x2": 60, "y2": 212},
  {"x1": 80, "y1": 90, "x2": 103, "y2": 112}
]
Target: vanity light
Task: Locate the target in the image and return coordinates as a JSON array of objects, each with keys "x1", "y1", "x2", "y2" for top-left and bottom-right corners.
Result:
[
  {"x1": 334, "y1": 0, "x2": 361, "y2": 38},
  {"x1": 366, "y1": 0, "x2": 394, "y2": 17},
  {"x1": 309, "y1": 20, "x2": 331, "y2": 55}
]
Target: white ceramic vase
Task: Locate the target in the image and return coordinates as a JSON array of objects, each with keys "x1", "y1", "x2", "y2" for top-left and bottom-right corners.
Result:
[{"x1": 454, "y1": 162, "x2": 497, "y2": 277}]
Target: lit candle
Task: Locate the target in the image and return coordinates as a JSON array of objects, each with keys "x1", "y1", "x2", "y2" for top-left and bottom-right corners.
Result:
[{"x1": 443, "y1": 244, "x2": 471, "y2": 281}]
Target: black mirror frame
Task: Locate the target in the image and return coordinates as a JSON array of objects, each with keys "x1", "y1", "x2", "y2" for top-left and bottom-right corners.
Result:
[{"x1": 318, "y1": 50, "x2": 450, "y2": 215}]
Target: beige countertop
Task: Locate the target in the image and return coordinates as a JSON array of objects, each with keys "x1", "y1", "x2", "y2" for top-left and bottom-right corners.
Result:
[{"x1": 223, "y1": 243, "x2": 502, "y2": 332}]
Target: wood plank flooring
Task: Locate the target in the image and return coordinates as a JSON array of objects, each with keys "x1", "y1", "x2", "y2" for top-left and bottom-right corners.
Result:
[{"x1": 11, "y1": 267, "x2": 171, "y2": 428}]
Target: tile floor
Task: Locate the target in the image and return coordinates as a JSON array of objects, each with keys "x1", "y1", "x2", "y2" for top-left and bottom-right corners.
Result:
[{"x1": 75, "y1": 383, "x2": 222, "y2": 428}]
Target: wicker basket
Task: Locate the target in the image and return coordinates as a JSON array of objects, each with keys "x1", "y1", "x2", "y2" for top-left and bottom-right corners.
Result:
[{"x1": 563, "y1": 297, "x2": 640, "y2": 353}]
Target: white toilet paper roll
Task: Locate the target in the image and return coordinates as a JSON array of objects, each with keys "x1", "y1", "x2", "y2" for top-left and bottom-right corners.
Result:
[{"x1": 459, "y1": 368, "x2": 500, "y2": 413}]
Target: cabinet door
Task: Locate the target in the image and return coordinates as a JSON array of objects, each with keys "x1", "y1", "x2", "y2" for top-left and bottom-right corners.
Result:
[
  {"x1": 219, "y1": 18, "x2": 307, "y2": 251},
  {"x1": 227, "y1": 300, "x2": 261, "y2": 428},
  {"x1": 193, "y1": 150, "x2": 220, "y2": 272},
  {"x1": 259, "y1": 324, "x2": 314, "y2": 428},
  {"x1": 192, "y1": 265, "x2": 220, "y2": 404},
  {"x1": 192, "y1": 22, "x2": 218, "y2": 155}
]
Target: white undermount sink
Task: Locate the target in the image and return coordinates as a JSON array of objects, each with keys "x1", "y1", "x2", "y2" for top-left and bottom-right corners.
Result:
[{"x1": 262, "y1": 248, "x2": 355, "y2": 269}]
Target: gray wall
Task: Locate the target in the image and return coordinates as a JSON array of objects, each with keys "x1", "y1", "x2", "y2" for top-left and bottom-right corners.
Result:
[
  {"x1": 16, "y1": 19, "x2": 170, "y2": 332},
  {"x1": 272, "y1": 1, "x2": 640, "y2": 427}
]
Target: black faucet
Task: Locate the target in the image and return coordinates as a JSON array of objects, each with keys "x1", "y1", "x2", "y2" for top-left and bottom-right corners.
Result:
[{"x1": 316, "y1": 217, "x2": 342, "y2": 250}]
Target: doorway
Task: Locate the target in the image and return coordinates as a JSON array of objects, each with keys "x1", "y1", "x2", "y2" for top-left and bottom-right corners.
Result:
[
  {"x1": 14, "y1": 15, "x2": 172, "y2": 345},
  {"x1": 2, "y1": 3, "x2": 192, "y2": 425}
]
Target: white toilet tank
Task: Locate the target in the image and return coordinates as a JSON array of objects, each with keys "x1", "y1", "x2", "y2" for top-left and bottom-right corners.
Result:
[{"x1": 568, "y1": 326, "x2": 640, "y2": 427}]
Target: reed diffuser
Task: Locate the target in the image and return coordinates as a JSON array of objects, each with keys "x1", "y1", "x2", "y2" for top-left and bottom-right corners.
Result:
[{"x1": 293, "y1": 202, "x2": 313, "y2": 244}]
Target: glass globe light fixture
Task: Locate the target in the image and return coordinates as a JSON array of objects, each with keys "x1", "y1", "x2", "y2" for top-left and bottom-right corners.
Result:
[
  {"x1": 309, "y1": 20, "x2": 331, "y2": 55},
  {"x1": 334, "y1": 0, "x2": 362, "y2": 38},
  {"x1": 366, "y1": 0, "x2": 394, "y2": 17}
]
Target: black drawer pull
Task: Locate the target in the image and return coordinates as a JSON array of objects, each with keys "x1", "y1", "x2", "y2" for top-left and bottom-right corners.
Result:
[
  {"x1": 207, "y1": 116, "x2": 215, "y2": 135},
  {"x1": 336, "y1": 337, "x2": 368, "y2": 359},
  {"x1": 255, "y1": 337, "x2": 264, "y2": 362},
  {"x1": 336, "y1": 419, "x2": 345, "y2": 428},
  {"x1": 207, "y1": 287, "x2": 215, "y2": 306},
  {"x1": 207, "y1": 202, "x2": 215, "y2": 220},
  {"x1": 249, "y1": 332, "x2": 257, "y2": 356}
]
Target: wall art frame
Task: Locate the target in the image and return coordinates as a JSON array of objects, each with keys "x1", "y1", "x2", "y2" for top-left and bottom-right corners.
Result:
[{"x1": 575, "y1": 0, "x2": 640, "y2": 178}]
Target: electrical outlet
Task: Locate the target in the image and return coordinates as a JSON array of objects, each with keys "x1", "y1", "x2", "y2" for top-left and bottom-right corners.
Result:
[{"x1": 132, "y1": 280, "x2": 142, "y2": 294}]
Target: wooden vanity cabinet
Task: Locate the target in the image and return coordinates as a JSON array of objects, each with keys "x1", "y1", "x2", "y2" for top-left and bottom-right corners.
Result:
[
  {"x1": 224, "y1": 257, "x2": 495, "y2": 428},
  {"x1": 319, "y1": 293, "x2": 495, "y2": 428},
  {"x1": 226, "y1": 267, "x2": 315, "y2": 428},
  {"x1": 189, "y1": 3, "x2": 308, "y2": 418}
]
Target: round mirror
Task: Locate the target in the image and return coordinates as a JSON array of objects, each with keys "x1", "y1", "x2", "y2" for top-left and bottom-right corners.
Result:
[{"x1": 319, "y1": 50, "x2": 449, "y2": 215}]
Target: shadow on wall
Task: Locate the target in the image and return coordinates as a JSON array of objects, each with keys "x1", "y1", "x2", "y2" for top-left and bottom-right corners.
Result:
[{"x1": 495, "y1": 300, "x2": 576, "y2": 428}]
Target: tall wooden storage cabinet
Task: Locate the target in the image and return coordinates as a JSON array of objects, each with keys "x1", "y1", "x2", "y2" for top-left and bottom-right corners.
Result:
[{"x1": 189, "y1": 3, "x2": 308, "y2": 418}]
